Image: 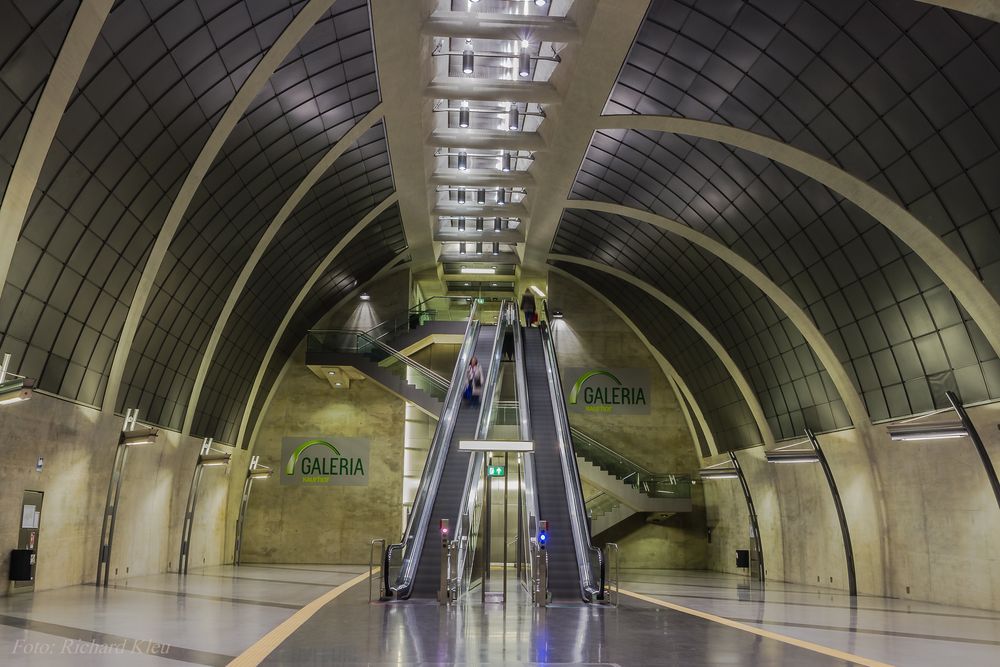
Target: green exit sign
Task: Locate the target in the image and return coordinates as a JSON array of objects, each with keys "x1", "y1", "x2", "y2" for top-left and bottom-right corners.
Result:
[{"x1": 488, "y1": 465, "x2": 506, "y2": 477}]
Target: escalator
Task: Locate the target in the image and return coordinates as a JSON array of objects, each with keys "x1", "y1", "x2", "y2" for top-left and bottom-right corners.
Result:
[
  {"x1": 384, "y1": 299, "x2": 500, "y2": 599},
  {"x1": 521, "y1": 326, "x2": 602, "y2": 601},
  {"x1": 407, "y1": 325, "x2": 495, "y2": 597}
]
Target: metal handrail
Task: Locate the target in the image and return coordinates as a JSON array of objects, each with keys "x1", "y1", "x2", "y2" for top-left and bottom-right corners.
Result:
[
  {"x1": 369, "y1": 539, "x2": 385, "y2": 602},
  {"x1": 569, "y1": 427, "x2": 657, "y2": 478},
  {"x1": 538, "y1": 318, "x2": 603, "y2": 601},
  {"x1": 454, "y1": 300, "x2": 510, "y2": 595},
  {"x1": 512, "y1": 299, "x2": 540, "y2": 592},
  {"x1": 384, "y1": 300, "x2": 482, "y2": 598},
  {"x1": 358, "y1": 332, "x2": 450, "y2": 389}
]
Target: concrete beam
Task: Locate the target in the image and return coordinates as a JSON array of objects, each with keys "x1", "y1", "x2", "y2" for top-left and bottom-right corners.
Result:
[
  {"x1": 434, "y1": 229, "x2": 524, "y2": 244},
  {"x1": 0, "y1": 0, "x2": 115, "y2": 290},
  {"x1": 233, "y1": 193, "x2": 400, "y2": 448},
  {"x1": 425, "y1": 79, "x2": 561, "y2": 104},
  {"x1": 429, "y1": 128, "x2": 546, "y2": 152},
  {"x1": 520, "y1": 0, "x2": 651, "y2": 270},
  {"x1": 371, "y1": 0, "x2": 439, "y2": 272},
  {"x1": 439, "y1": 251, "x2": 520, "y2": 265},
  {"x1": 594, "y1": 115, "x2": 1000, "y2": 362},
  {"x1": 182, "y1": 105, "x2": 386, "y2": 435},
  {"x1": 429, "y1": 170, "x2": 534, "y2": 188},
  {"x1": 422, "y1": 12, "x2": 582, "y2": 43},
  {"x1": 550, "y1": 253, "x2": 776, "y2": 450},
  {"x1": 434, "y1": 203, "x2": 529, "y2": 219},
  {"x1": 104, "y1": 0, "x2": 340, "y2": 413},
  {"x1": 549, "y1": 265, "x2": 718, "y2": 458}
]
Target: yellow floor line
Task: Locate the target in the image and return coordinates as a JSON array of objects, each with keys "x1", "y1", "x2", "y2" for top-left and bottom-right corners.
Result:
[
  {"x1": 619, "y1": 588, "x2": 895, "y2": 667},
  {"x1": 228, "y1": 569, "x2": 374, "y2": 667}
]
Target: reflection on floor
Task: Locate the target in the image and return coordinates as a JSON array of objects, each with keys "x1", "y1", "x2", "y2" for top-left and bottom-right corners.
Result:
[
  {"x1": 0, "y1": 564, "x2": 366, "y2": 666},
  {"x1": 619, "y1": 569, "x2": 1000, "y2": 667},
  {"x1": 2, "y1": 566, "x2": 999, "y2": 665}
]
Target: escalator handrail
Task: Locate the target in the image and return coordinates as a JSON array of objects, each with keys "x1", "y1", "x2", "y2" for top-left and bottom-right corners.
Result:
[
  {"x1": 539, "y1": 322, "x2": 603, "y2": 601},
  {"x1": 512, "y1": 300, "x2": 541, "y2": 581},
  {"x1": 384, "y1": 299, "x2": 481, "y2": 597},
  {"x1": 453, "y1": 300, "x2": 511, "y2": 590}
]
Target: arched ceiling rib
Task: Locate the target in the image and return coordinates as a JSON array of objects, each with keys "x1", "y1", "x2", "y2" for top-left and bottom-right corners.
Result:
[
  {"x1": 566, "y1": 129, "x2": 1000, "y2": 424},
  {"x1": 0, "y1": 0, "x2": 309, "y2": 406},
  {"x1": 182, "y1": 103, "x2": 385, "y2": 435},
  {"x1": 104, "y1": 0, "x2": 344, "y2": 413},
  {"x1": 0, "y1": 0, "x2": 110, "y2": 292},
  {"x1": 601, "y1": 0, "x2": 1000, "y2": 356},
  {"x1": 115, "y1": 2, "x2": 380, "y2": 430},
  {"x1": 567, "y1": 198, "x2": 870, "y2": 433},
  {"x1": 232, "y1": 194, "x2": 403, "y2": 448},
  {"x1": 548, "y1": 264, "x2": 718, "y2": 458},
  {"x1": 553, "y1": 260, "x2": 763, "y2": 452}
]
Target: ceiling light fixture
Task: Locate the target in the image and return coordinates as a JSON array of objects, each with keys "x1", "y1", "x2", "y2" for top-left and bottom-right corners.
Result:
[
  {"x1": 476, "y1": 216, "x2": 484, "y2": 231},
  {"x1": 501, "y1": 151, "x2": 512, "y2": 172},
  {"x1": 460, "y1": 242, "x2": 467, "y2": 255},
  {"x1": 458, "y1": 216, "x2": 466, "y2": 231},
  {"x1": 457, "y1": 151, "x2": 468, "y2": 171},
  {"x1": 508, "y1": 106, "x2": 519, "y2": 131},
  {"x1": 458, "y1": 187, "x2": 466, "y2": 204},
  {"x1": 887, "y1": 422, "x2": 968, "y2": 441},
  {"x1": 476, "y1": 242, "x2": 483, "y2": 254},
  {"x1": 477, "y1": 188, "x2": 486, "y2": 205},
  {"x1": 494, "y1": 217, "x2": 502, "y2": 232},
  {"x1": 360, "y1": 292, "x2": 371, "y2": 301},
  {"x1": 459, "y1": 100, "x2": 470, "y2": 128},
  {"x1": 462, "y1": 49, "x2": 474, "y2": 74},
  {"x1": 492, "y1": 242, "x2": 500, "y2": 255},
  {"x1": 518, "y1": 51, "x2": 531, "y2": 77},
  {"x1": 461, "y1": 267, "x2": 496, "y2": 274},
  {"x1": 497, "y1": 188, "x2": 507, "y2": 206}
]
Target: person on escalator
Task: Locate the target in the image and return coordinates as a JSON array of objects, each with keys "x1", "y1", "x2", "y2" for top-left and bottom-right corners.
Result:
[
  {"x1": 465, "y1": 356, "x2": 484, "y2": 407},
  {"x1": 520, "y1": 289, "x2": 537, "y2": 327}
]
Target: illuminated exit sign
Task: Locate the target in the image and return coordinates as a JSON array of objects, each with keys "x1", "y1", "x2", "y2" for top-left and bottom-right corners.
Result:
[{"x1": 488, "y1": 465, "x2": 506, "y2": 477}]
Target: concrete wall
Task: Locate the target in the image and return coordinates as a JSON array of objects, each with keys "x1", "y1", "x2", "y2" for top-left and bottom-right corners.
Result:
[
  {"x1": 238, "y1": 270, "x2": 412, "y2": 564},
  {"x1": 0, "y1": 392, "x2": 240, "y2": 595},
  {"x1": 238, "y1": 345, "x2": 405, "y2": 564},
  {"x1": 548, "y1": 272, "x2": 709, "y2": 569},
  {"x1": 702, "y1": 404, "x2": 1000, "y2": 610}
]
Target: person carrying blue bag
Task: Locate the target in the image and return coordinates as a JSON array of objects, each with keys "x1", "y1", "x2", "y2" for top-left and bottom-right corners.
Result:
[{"x1": 464, "y1": 356, "x2": 484, "y2": 407}]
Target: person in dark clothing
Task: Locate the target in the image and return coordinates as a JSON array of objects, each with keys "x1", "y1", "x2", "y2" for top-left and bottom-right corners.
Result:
[{"x1": 520, "y1": 289, "x2": 536, "y2": 327}]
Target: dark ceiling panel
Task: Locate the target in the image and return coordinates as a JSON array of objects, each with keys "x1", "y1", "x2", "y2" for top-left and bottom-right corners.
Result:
[
  {"x1": 567, "y1": 128, "x2": 1000, "y2": 423},
  {"x1": 116, "y1": 0, "x2": 378, "y2": 429},
  {"x1": 0, "y1": 0, "x2": 306, "y2": 406},
  {"x1": 193, "y1": 205, "x2": 406, "y2": 446},
  {"x1": 552, "y1": 261, "x2": 763, "y2": 451},
  {"x1": 607, "y1": 0, "x2": 1000, "y2": 298},
  {"x1": 190, "y1": 125, "x2": 394, "y2": 443},
  {"x1": 554, "y1": 207, "x2": 849, "y2": 440},
  {"x1": 0, "y1": 1, "x2": 79, "y2": 201},
  {"x1": 241, "y1": 206, "x2": 408, "y2": 448}
]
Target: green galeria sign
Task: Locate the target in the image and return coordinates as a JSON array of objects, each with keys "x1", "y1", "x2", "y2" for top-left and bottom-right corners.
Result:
[
  {"x1": 280, "y1": 437, "x2": 369, "y2": 486},
  {"x1": 564, "y1": 368, "x2": 651, "y2": 415}
]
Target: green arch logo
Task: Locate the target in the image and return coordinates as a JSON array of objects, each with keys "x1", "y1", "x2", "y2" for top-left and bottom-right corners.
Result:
[
  {"x1": 568, "y1": 370, "x2": 622, "y2": 405},
  {"x1": 285, "y1": 440, "x2": 341, "y2": 475}
]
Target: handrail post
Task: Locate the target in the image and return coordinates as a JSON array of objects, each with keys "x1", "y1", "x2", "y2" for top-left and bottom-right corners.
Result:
[{"x1": 369, "y1": 538, "x2": 386, "y2": 602}]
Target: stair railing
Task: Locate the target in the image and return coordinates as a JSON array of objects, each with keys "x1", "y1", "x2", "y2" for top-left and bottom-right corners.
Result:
[{"x1": 383, "y1": 300, "x2": 482, "y2": 598}]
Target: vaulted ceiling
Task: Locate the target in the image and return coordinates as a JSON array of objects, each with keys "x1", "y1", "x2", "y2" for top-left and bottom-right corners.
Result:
[{"x1": 0, "y1": 0, "x2": 998, "y2": 451}]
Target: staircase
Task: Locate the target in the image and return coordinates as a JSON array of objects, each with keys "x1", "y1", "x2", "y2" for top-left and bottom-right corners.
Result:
[{"x1": 571, "y1": 428, "x2": 693, "y2": 536}]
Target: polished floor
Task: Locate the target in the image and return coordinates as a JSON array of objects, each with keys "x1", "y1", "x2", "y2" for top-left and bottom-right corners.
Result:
[
  {"x1": 2, "y1": 566, "x2": 999, "y2": 665},
  {"x1": 618, "y1": 569, "x2": 1000, "y2": 667}
]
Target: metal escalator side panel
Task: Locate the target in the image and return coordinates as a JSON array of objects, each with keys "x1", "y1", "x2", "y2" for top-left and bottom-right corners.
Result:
[
  {"x1": 387, "y1": 302, "x2": 482, "y2": 597},
  {"x1": 454, "y1": 302, "x2": 512, "y2": 591},
  {"x1": 538, "y1": 325, "x2": 602, "y2": 601}
]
